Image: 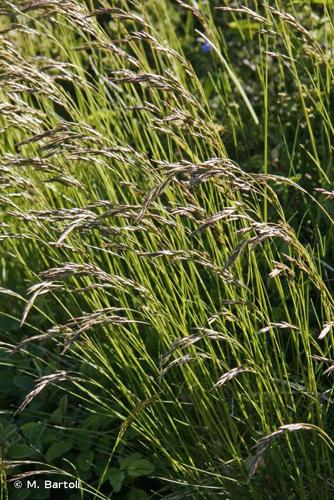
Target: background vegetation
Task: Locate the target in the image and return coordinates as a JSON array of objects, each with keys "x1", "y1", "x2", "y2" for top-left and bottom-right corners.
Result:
[{"x1": 0, "y1": 0, "x2": 333, "y2": 498}]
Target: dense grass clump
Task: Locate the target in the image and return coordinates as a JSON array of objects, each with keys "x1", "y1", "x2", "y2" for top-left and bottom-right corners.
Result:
[{"x1": 0, "y1": 1, "x2": 334, "y2": 499}]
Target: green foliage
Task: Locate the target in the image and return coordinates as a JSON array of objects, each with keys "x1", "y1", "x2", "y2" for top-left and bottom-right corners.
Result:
[
  {"x1": 0, "y1": 0, "x2": 334, "y2": 499},
  {"x1": 103, "y1": 453, "x2": 154, "y2": 494}
]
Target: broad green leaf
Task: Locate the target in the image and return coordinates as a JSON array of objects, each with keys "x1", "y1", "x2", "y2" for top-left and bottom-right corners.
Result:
[
  {"x1": 10, "y1": 489, "x2": 30, "y2": 500},
  {"x1": 73, "y1": 430, "x2": 92, "y2": 451},
  {"x1": 106, "y1": 468, "x2": 125, "y2": 493},
  {"x1": 20, "y1": 422, "x2": 46, "y2": 443},
  {"x1": 127, "y1": 459, "x2": 155, "y2": 478},
  {"x1": 13, "y1": 375, "x2": 34, "y2": 391},
  {"x1": 77, "y1": 450, "x2": 94, "y2": 471},
  {"x1": 119, "y1": 453, "x2": 142, "y2": 470},
  {"x1": 41, "y1": 429, "x2": 60, "y2": 444},
  {"x1": 127, "y1": 488, "x2": 148, "y2": 500},
  {"x1": 45, "y1": 440, "x2": 73, "y2": 462},
  {"x1": 31, "y1": 488, "x2": 50, "y2": 499},
  {"x1": 1, "y1": 423, "x2": 17, "y2": 440},
  {"x1": 7, "y1": 443, "x2": 35, "y2": 459}
]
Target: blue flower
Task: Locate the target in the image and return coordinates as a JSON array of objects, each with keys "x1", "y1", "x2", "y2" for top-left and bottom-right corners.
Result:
[{"x1": 201, "y1": 40, "x2": 213, "y2": 53}]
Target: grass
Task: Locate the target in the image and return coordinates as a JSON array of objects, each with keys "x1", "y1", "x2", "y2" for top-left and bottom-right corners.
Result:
[{"x1": 0, "y1": 0, "x2": 334, "y2": 498}]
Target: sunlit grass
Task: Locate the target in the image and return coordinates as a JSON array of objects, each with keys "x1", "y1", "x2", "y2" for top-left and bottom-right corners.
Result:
[{"x1": 0, "y1": 1, "x2": 334, "y2": 498}]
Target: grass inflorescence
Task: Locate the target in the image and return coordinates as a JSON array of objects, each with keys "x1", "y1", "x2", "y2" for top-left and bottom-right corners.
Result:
[{"x1": 0, "y1": 1, "x2": 334, "y2": 498}]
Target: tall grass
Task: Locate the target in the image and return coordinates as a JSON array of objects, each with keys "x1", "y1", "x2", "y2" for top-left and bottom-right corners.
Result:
[{"x1": 0, "y1": 0, "x2": 334, "y2": 498}]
